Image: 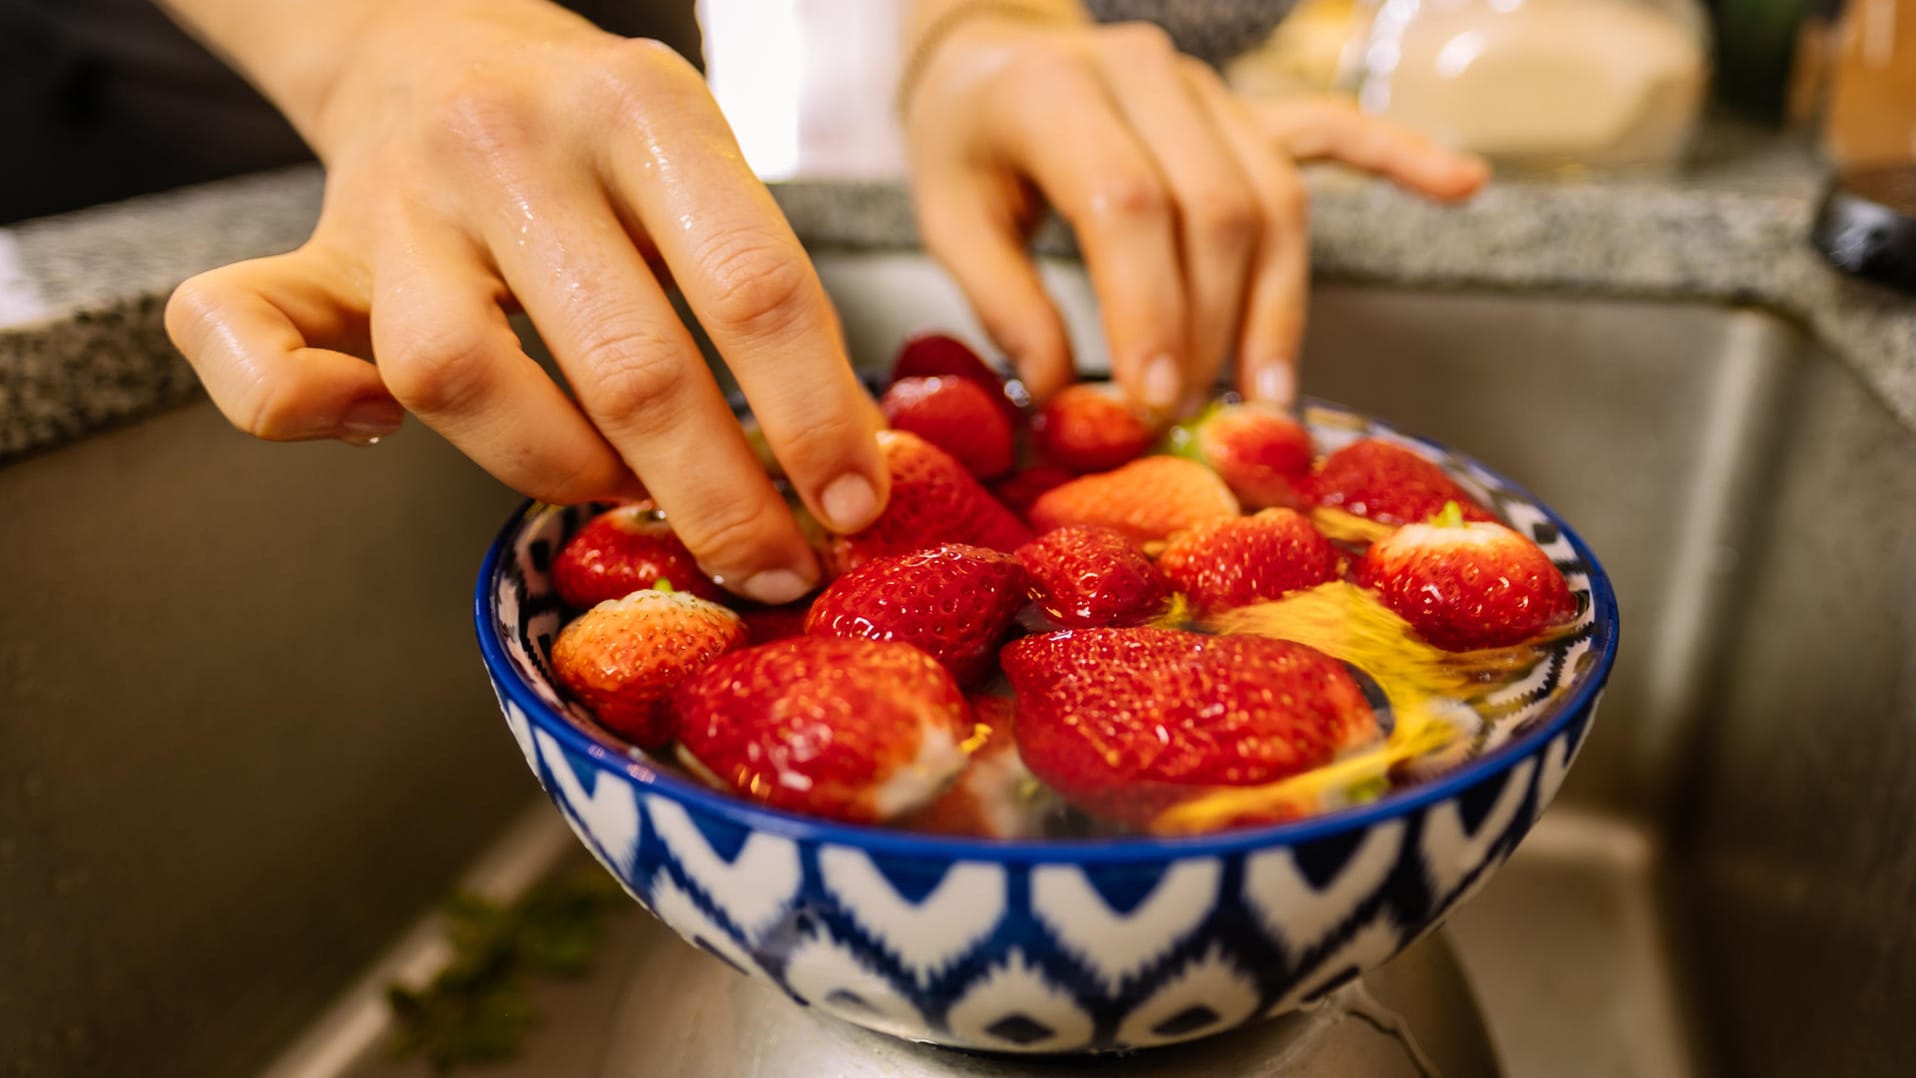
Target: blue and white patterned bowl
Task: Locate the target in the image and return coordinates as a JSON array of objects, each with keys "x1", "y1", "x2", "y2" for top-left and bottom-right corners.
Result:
[{"x1": 474, "y1": 400, "x2": 1618, "y2": 1054}]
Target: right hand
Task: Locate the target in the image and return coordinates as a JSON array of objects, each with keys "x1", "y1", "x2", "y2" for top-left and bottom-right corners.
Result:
[{"x1": 163, "y1": 0, "x2": 885, "y2": 604}]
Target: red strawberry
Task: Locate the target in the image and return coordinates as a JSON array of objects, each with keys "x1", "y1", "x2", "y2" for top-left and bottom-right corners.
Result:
[
  {"x1": 1016, "y1": 526, "x2": 1169, "y2": 629},
  {"x1": 891, "y1": 332, "x2": 1023, "y2": 428},
  {"x1": 738, "y1": 602, "x2": 814, "y2": 646},
  {"x1": 825, "y1": 430, "x2": 1033, "y2": 574},
  {"x1": 550, "y1": 588, "x2": 746, "y2": 748},
  {"x1": 903, "y1": 696, "x2": 1051, "y2": 839},
  {"x1": 1307, "y1": 438, "x2": 1495, "y2": 527},
  {"x1": 1173, "y1": 402, "x2": 1314, "y2": 510},
  {"x1": 1028, "y1": 456, "x2": 1239, "y2": 544},
  {"x1": 553, "y1": 503, "x2": 722, "y2": 608},
  {"x1": 804, "y1": 543, "x2": 1029, "y2": 686},
  {"x1": 1031, "y1": 383, "x2": 1158, "y2": 474},
  {"x1": 1354, "y1": 503, "x2": 1577, "y2": 651},
  {"x1": 673, "y1": 636, "x2": 973, "y2": 823},
  {"x1": 991, "y1": 464, "x2": 1075, "y2": 517},
  {"x1": 880, "y1": 376, "x2": 1015, "y2": 480},
  {"x1": 1004, "y1": 627, "x2": 1379, "y2": 828},
  {"x1": 1157, "y1": 508, "x2": 1342, "y2": 614},
  {"x1": 893, "y1": 332, "x2": 1005, "y2": 388}
]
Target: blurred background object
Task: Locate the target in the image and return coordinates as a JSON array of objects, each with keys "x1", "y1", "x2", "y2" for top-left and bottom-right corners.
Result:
[
  {"x1": 1821, "y1": 0, "x2": 1916, "y2": 167},
  {"x1": 1352, "y1": 0, "x2": 1712, "y2": 173},
  {"x1": 0, "y1": 0, "x2": 702, "y2": 225},
  {"x1": 698, "y1": 0, "x2": 905, "y2": 180},
  {"x1": 1223, "y1": 0, "x2": 1370, "y2": 97}
]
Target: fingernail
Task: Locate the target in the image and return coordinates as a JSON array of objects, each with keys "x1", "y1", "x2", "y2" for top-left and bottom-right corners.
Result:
[
  {"x1": 820, "y1": 473, "x2": 879, "y2": 533},
  {"x1": 1254, "y1": 363, "x2": 1296, "y2": 407},
  {"x1": 1141, "y1": 354, "x2": 1181, "y2": 411},
  {"x1": 340, "y1": 399, "x2": 404, "y2": 447},
  {"x1": 739, "y1": 568, "x2": 812, "y2": 605}
]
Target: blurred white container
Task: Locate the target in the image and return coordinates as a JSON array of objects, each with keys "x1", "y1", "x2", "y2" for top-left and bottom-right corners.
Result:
[
  {"x1": 1355, "y1": 0, "x2": 1711, "y2": 172},
  {"x1": 698, "y1": 0, "x2": 908, "y2": 180}
]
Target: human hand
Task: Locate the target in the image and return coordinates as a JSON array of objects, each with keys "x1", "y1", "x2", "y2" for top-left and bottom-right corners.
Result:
[
  {"x1": 162, "y1": 0, "x2": 884, "y2": 604},
  {"x1": 901, "y1": 10, "x2": 1489, "y2": 414}
]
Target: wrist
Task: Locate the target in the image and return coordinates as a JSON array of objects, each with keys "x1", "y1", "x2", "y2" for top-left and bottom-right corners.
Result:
[
  {"x1": 898, "y1": 0, "x2": 1088, "y2": 119},
  {"x1": 161, "y1": 0, "x2": 597, "y2": 160}
]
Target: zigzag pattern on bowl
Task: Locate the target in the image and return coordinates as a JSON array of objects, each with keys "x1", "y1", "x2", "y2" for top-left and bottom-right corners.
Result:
[
  {"x1": 477, "y1": 400, "x2": 1616, "y2": 1052},
  {"x1": 493, "y1": 689, "x2": 1593, "y2": 1052}
]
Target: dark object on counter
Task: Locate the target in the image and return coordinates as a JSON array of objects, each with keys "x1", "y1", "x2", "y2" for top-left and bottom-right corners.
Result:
[{"x1": 1812, "y1": 166, "x2": 1916, "y2": 294}]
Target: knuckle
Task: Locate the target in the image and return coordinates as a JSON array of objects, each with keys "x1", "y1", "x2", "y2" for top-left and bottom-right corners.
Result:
[
  {"x1": 590, "y1": 37, "x2": 702, "y2": 121},
  {"x1": 695, "y1": 232, "x2": 814, "y2": 339},
  {"x1": 1273, "y1": 179, "x2": 1310, "y2": 221},
  {"x1": 1000, "y1": 38, "x2": 1072, "y2": 83},
  {"x1": 771, "y1": 408, "x2": 866, "y2": 476},
  {"x1": 1090, "y1": 170, "x2": 1168, "y2": 222},
  {"x1": 582, "y1": 333, "x2": 691, "y2": 425},
  {"x1": 606, "y1": 36, "x2": 699, "y2": 85},
  {"x1": 382, "y1": 325, "x2": 496, "y2": 415},
  {"x1": 1100, "y1": 21, "x2": 1177, "y2": 61},
  {"x1": 675, "y1": 495, "x2": 778, "y2": 569},
  {"x1": 1191, "y1": 185, "x2": 1259, "y2": 244},
  {"x1": 424, "y1": 81, "x2": 542, "y2": 164}
]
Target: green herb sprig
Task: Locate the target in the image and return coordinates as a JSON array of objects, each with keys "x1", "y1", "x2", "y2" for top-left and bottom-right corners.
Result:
[{"x1": 387, "y1": 866, "x2": 627, "y2": 1071}]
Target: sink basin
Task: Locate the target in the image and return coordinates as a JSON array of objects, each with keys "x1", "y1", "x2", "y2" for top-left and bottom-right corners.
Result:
[{"x1": 4, "y1": 253, "x2": 1912, "y2": 1077}]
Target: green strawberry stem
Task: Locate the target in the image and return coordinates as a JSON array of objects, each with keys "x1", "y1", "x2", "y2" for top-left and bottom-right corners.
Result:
[
  {"x1": 652, "y1": 579, "x2": 675, "y2": 593},
  {"x1": 1432, "y1": 501, "x2": 1465, "y2": 529}
]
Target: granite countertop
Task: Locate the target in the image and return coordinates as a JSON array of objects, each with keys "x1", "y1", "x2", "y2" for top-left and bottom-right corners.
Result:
[{"x1": 2, "y1": 128, "x2": 1912, "y2": 462}]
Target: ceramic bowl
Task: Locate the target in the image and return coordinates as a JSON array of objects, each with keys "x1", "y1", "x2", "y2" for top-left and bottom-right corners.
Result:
[{"x1": 474, "y1": 399, "x2": 1619, "y2": 1054}]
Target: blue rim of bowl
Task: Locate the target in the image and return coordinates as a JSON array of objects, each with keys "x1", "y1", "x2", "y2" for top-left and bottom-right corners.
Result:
[{"x1": 474, "y1": 409, "x2": 1620, "y2": 864}]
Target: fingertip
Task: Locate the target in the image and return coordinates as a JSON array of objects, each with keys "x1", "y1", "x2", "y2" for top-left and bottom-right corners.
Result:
[
  {"x1": 1140, "y1": 353, "x2": 1182, "y2": 412},
  {"x1": 1247, "y1": 360, "x2": 1297, "y2": 409},
  {"x1": 338, "y1": 395, "x2": 406, "y2": 447},
  {"x1": 820, "y1": 471, "x2": 881, "y2": 533},
  {"x1": 1004, "y1": 325, "x2": 1074, "y2": 402},
  {"x1": 1420, "y1": 153, "x2": 1492, "y2": 202}
]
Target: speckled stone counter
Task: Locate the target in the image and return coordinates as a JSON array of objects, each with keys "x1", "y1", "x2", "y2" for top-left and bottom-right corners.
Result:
[{"x1": 3, "y1": 134, "x2": 1912, "y2": 461}]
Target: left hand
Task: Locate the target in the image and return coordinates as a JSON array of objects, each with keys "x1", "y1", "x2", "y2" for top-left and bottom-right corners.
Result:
[{"x1": 901, "y1": 15, "x2": 1488, "y2": 414}]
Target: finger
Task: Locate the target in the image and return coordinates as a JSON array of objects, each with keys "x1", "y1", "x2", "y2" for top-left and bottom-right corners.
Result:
[
  {"x1": 1250, "y1": 97, "x2": 1490, "y2": 203},
  {"x1": 164, "y1": 246, "x2": 403, "y2": 445},
  {"x1": 1093, "y1": 25, "x2": 1258, "y2": 408},
  {"x1": 596, "y1": 42, "x2": 888, "y2": 535},
  {"x1": 370, "y1": 216, "x2": 645, "y2": 504},
  {"x1": 990, "y1": 50, "x2": 1187, "y2": 413},
  {"x1": 1186, "y1": 69, "x2": 1310, "y2": 408},
  {"x1": 487, "y1": 191, "x2": 821, "y2": 604},
  {"x1": 913, "y1": 170, "x2": 1074, "y2": 400}
]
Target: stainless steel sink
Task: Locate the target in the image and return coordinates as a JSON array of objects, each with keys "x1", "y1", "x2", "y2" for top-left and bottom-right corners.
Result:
[{"x1": 4, "y1": 255, "x2": 1911, "y2": 1077}]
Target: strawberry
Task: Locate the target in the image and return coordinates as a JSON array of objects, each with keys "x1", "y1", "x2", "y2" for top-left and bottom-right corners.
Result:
[
  {"x1": 825, "y1": 430, "x2": 1032, "y2": 574},
  {"x1": 804, "y1": 543, "x2": 1029, "y2": 686},
  {"x1": 991, "y1": 463, "x2": 1075, "y2": 517},
  {"x1": 1307, "y1": 438, "x2": 1495, "y2": 527},
  {"x1": 1354, "y1": 502, "x2": 1577, "y2": 651},
  {"x1": 1016, "y1": 525, "x2": 1169, "y2": 629},
  {"x1": 1157, "y1": 508, "x2": 1342, "y2": 615},
  {"x1": 902, "y1": 696, "x2": 1051, "y2": 839},
  {"x1": 879, "y1": 376, "x2": 1015, "y2": 480},
  {"x1": 1171, "y1": 402, "x2": 1315, "y2": 510},
  {"x1": 891, "y1": 332, "x2": 1022, "y2": 428},
  {"x1": 1027, "y1": 456, "x2": 1239, "y2": 544},
  {"x1": 1003, "y1": 627, "x2": 1379, "y2": 828},
  {"x1": 1031, "y1": 383, "x2": 1158, "y2": 474},
  {"x1": 552, "y1": 503, "x2": 722, "y2": 608},
  {"x1": 892, "y1": 332, "x2": 1005, "y2": 388},
  {"x1": 738, "y1": 602, "x2": 814, "y2": 646},
  {"x1": 673, "y1": 636, "x2": 973, "y2": 824},
  {"x1": 550, "y1": 588, "x2": 746, "y2": 748}
]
